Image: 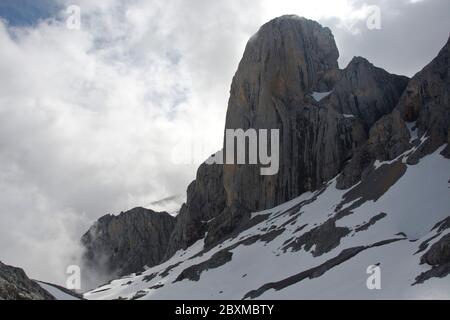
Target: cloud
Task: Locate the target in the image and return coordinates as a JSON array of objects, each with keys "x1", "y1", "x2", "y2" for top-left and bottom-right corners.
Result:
[
  {"x1": 322, "y1": 0, "x2": 450, "y2": 76},
  {"x1": 0, "y1": 0, "x2": 448, "y2": 287},
  {"x1": 0, "y1": 0, "x2": 261, "y2": 287},
  {"x1": 0, "y1": 0, "x2": 62, "y2": 27}
]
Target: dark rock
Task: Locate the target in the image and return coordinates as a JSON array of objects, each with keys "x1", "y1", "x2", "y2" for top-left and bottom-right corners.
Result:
[
  {"x1": 159, "y1": 261, "x2": 183, "y2": 278},
  {"x1": 326, "y1": 56, "x2": 409, "y2": 130},
  {"x1": 415, "y1": 233, "x2": 442, "y2": 255},
  {"x1": 223, "y1": 15, "x2": 406, "y2": 215},
  {"x1": 338, "y1": 160, "x2": 407, "y2": 209},
  {"x1": 204, "y1": 204, "x2": 251, "y2": 249},
  {"x1": 398, "y1": 36, "x2": 450, "y2": 162},
  {"x1": 0, "y1": 261, "x2": 55, "y2": 300},
  {"x1": 336, "y1": 147, "x2": 373, "y2": 189},
  {"x1": 366, "y1": 110, "x2": 411, "y2": 161},
  {"x1": 414, "y1": 263, "x2": 450, "y2": 285},
  {"x1": 420, "y1": 233, "x2": 450, "y2": 266},
  {"x1": 415, "y1": 231, "x2": 450, "y2": 284},
  {"x1": 81, "y1": 207, "x2": 176, "y2": 279},
  {"x1": 143, "y1": 273, "x2": 157, "y2": 283},
  {"x1": 337, "y1": 111, "x2": 411, "y2": 189},
  {"x1": 130, "y1": 290, "x2": 147, "y2": 300},
  {"x1": 283, "y1": 219, "x2": 350, "y2": 256},
  {"x1": 149, "y1": 284, "x2": 164, "y2": 290},
  {"x1": 431, "y1": 216, "x2": 450, "y2": 233},
  {"x1": 339, "y1": 37, "x2": 449, "y2": 187},
  {"x1": 174, "y1": 250, "x2": 233, "y2": 282},
  {"x1": 354, "y1": 212, "x2": 387, "y2": 233},
  {"x1": 165, "y1": 163, "x2": 226, "y2": 259}
]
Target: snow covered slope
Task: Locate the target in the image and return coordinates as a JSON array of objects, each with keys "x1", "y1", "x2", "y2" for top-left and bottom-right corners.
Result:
[
  {"x1": 85, "y1": 145, "x2": 450, "y2": 300},
  {"x1": 37, "y1": 282, "x2": 82, "y2": 300}
]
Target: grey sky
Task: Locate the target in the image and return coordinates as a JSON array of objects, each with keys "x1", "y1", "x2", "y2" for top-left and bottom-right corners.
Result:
[{"x1": 0, "y1": 0, "x2": 448, "y2": 285}]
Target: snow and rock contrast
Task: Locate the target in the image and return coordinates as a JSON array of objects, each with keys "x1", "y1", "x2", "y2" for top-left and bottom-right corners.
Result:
[
  {"x1": 84, "y1": 145, "x2": 450, "y2": 300},
  {"x1": 81, "y1": 207, "x2": 176, "y2": 280},
  {"x1": 82, "y1": 15, "x2": 450, "y2": 299},
  {"x1": 0, "y1": 261, "x2": 82, "y2": 300},
  {"x1": 0, "y1": 261, "x2": 55, "y2": 300}
]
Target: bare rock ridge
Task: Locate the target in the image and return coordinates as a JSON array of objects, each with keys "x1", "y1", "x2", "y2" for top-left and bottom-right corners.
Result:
[
  {"x1": 325, "y1": 56, "x2": 409, "y2": 130},
  {"x1": 338, "y1": 34, "x2": 450, "y2": 187},
  {"x1": 398, "y1": 35, "x2": 450, "y2": 160},
  {"x1": 81, "y1": 16, "x2": 450, "y2": 282},
  {"x1": 165, "y1": 162, "x2": 226, "y2": 258},
  {"x1": 81, "y1": 207, "x2": 175, "y2": 278},
  {"x1": 0, "y1": 261, "x2": 55, "y2": 300},
  {"x1": 222, "y1": 16, "x2": 409, "y2": 214}
]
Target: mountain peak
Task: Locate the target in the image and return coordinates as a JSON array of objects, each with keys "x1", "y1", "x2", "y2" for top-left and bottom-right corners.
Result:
[
  {"x1": 79, "y1": 18, "x2": 450, "y2": 295},
  {"x1": 237, "y1": 14, "x2": 340, "y2": 99},
  {"x1": 259, "y1": 14, "x2": 333, "y2": 33},
  {"x1": 348, "y1": 56, "x2": 373, "y2": 68}
]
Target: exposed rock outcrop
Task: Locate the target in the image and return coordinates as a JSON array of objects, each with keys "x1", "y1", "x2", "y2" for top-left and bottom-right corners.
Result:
[
  {"x1": 164, "y1": 163, "x2": 226, "y2": 259},
  {"x1": 223, "y1": 15, "x2": 407, "y2": 213},
  {"x1": 415, "y1": 231, "x2": 450, "y2": 284},
  {"x1": 421, "y1": 234, "x2": 450, "y2": 266},
  {"x1": 174, "y1": 250, "x2": 233, "y2": 282},
  {"x1": 399, "y1": 36, "x2": 450, "y2": 163},
  {"x1": 81, "y1": 207, "x2": 175, "y2": 278},
  {"x1": 325, "y1": 56, "x2": 409, "y2": 130},
  {"x1": 0, "y1": 261, "x2": 55, "y2": 300},
  {"x1": 338, "y1": 36, "x2": 449, "y2": 188},
  {"x1": 337, "y1": 110, "x2": 411, "y2": 189}
]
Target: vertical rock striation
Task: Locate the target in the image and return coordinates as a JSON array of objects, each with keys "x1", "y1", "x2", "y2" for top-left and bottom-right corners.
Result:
[
  {"x1": 222, "y1": 15, "x2": 408, "y2": 213},
  {"x1": 81, "y1": 207, "x2": 175, "y2": 278}
]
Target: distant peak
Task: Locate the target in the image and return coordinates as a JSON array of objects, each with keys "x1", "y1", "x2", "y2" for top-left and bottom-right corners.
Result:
[
  {"x1": 267, "y1": 14, "x2": 305, "y2": 22},
  {"x1": 258, "y1": 15, "x2": 330, "y2": 34},
  {"x1": 348, "y1": 56, "x2": 373, "y2": 68}
]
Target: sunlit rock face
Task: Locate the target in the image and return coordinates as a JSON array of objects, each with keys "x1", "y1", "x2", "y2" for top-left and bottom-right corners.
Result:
[{"x1": 222, "y1": 15, "x2": 407, "y2": 214}]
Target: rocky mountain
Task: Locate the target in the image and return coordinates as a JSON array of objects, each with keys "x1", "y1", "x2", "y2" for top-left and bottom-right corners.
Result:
[
  {"x1": 221, "y1": 16, "x2": 408, "y2": 219},
  {"x1": 0, "y1": 261, "x2": 55, "y2": 300},
  {"x1": 0, "y1": 260, "x2": 84, "y2": 300},
  {"x1": 81, "y1": 207, "x2": 176, "y2": 279},
  {"x1": 82, "y1": 15, "x2": 450, "y2": 298}
]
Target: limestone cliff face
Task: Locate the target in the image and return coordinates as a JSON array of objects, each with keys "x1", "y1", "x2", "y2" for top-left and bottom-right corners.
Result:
[
  {"x1": 398, "y1": 36, "x2": 450, "y2": 160},
  {"x1": 325, "y1": 56, "x2": 409, "y2": 130},
  {"x1": 222, "y1": 16, "x2": 408, "y2": 213},
  {"x1": 338, "y1": 36, "x2": 450, "y2": 188},
  {"x1": 81, "y1": 207, "x2": 175, "y2": 277},
  {"x1": 164, "y1": 163, "x2": 226, "y2": 258}
]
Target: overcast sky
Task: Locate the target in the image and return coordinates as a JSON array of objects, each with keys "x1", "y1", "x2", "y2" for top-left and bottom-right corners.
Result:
[{"x1": 0, "y1": 0, "x2": 449, "y2": 285}]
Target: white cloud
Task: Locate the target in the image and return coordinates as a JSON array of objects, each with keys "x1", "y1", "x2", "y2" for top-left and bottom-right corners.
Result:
[{"x1": 0, "y1": 0, "x2": 259, "y2": 285}]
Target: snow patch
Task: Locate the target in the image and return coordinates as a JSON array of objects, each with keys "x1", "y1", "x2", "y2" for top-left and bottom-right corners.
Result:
[
  {"x1": 84, "y1": 148, "x2": 450, "y2": 300},
  {"x1": 38, "y1": 282, "x2": 81, "y2": 300},
  {"x1": 312, "y1": 91, "x2": 332, "y2": 102}
]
